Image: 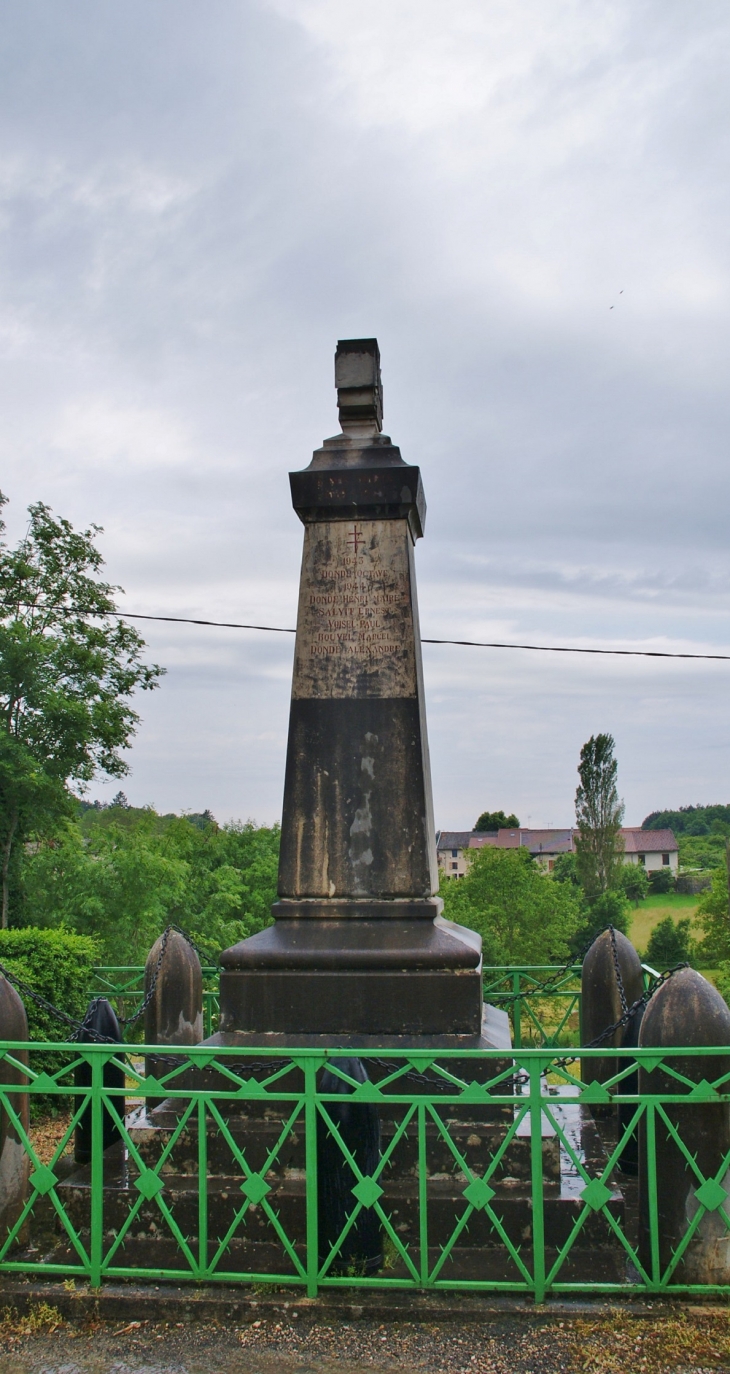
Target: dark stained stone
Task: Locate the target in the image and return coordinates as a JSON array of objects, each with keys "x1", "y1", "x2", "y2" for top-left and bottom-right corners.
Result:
[
  {"x1": 144, "y1": 930, "x2": 203, "y2": 1048},
  {"x1": 638, "y1": 967, "x2": 730, "y2": 1283},
  {"x1": 220, "y1": 339, "x2": 485, "y2": 1041},
  {"x1": 0, "y1": 977, "x2": 29, "y2": 1244},
  {"x1": 581, "y1": 928, "x2": 644, "y2": 1097}
]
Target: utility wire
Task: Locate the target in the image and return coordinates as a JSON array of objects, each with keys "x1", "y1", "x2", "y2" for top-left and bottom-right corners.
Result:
[{"x1": 103, "y1": 610, "x2": 730, "y2": 662}]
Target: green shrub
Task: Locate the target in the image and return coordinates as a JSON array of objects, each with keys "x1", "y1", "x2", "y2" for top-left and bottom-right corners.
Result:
[
  {"x1": 0, "y1": 927, "x2": 100, "y2": 1043},
  {"x1": 645, "y1": 916, "x2": 693, "y2": 970},
  {"x1": 648, "y1": 868, "x2": 675, "y2": 895},
  {"x1": 619, "y1": 864, "x2": 649, "y2": 905}
]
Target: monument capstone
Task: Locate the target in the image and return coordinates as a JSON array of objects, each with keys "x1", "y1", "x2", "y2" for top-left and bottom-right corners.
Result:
[{"x1": 219, "y1": 339, "x2": 507, "y2": 1048}]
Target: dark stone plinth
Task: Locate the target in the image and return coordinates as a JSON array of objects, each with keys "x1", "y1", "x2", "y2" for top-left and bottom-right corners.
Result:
[
  {"x1": 220, "y1": 917, "x2": 482, "y2": 1035},
  {"x1": 209, "y1": 1003, "x2": 511, "y2": 1054},
  {"x1": 220, "y1": 338, "x2": 482, "y2": 1040}
]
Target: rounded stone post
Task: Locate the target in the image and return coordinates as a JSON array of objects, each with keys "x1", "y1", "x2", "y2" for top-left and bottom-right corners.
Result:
[
  {"x1": 638, "y1": 967, "x2": 730, "y2": 1283},
  {"x1": 0, "y1": 977, "x2": 29, "y2": 1246},
  {"x1": 144, "y1": 931, "x2": 203, "y2": 1103},
  {"x1": 74, "y1": 998, "x2": 125, "y2": 1165},
  {"x1": 581, "y1": 928, "x2": 644, "y2": 1102},
  {"x1": 317, "y1": 1057, "x2": 382, "y2": 1274}
]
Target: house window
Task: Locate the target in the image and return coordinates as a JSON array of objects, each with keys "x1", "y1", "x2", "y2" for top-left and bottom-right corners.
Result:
[
  {"x1": 662, "y1": 853, "x2": 670, "y2": 866},
  {"x1": 451, "y1": 862, "x2": 458, "y2": 871},
  {"x1": 638, "y1": 854, "x2": 645, "y2": 865},
  {"x1": 451, "y1": 849, "x2": 458, "y2": 857}
]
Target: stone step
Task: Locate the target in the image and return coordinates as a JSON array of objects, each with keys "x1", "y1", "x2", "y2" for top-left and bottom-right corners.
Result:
[
  {"x1": 128, "y1": 1107, "x2": 559, "y2": 1184},
  {"x1": 57, "y1": 1159, "x2": 621, "y2": 1252},
  {"x1": 48, "y1": 1229, "x2": 626, "y2": 1285}
]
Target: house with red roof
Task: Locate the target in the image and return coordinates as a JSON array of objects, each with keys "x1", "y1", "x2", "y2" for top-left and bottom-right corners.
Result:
[{"x1": 436, "y1": 825, "x2": 678, "y2": 877}]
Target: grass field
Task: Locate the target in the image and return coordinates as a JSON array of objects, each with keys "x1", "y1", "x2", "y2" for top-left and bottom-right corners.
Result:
[{"x1": 628, "y1": 891, "x2": 701, "y2": 955}]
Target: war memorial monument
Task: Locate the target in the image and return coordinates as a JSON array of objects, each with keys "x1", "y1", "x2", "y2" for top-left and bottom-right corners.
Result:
[{"x1": 217, "y1": 337, "x2": 505, "y2": 1051}]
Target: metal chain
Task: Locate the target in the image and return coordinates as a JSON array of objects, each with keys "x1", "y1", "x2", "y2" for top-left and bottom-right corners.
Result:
[
  {"x1": 608, "y1": 924, "x2": 629, "y2": 1015},
  {"x1": 0, "y1": 924, "x2": 202, "y2": 1045}
]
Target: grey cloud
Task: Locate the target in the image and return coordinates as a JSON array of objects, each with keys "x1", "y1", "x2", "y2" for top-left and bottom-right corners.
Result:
[{"x1": 1, "y1": 0, "x2": 729, "y2": 827}]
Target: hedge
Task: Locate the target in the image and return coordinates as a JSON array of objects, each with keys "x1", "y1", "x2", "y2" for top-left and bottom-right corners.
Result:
[{"x1": 0, "y1": 927, "x2": 100, "y2": 1043}]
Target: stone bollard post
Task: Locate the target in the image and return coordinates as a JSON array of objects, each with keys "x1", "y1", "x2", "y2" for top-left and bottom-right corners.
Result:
[
  {"x1": 317, "y1": 1057, "x2": 382, "y2": 1275},
  {"x1": 638, "y1": 967, "x2": 730, "y2": 1283},
  {"x1": 143, "y1": 930, "x2": 203, "y2": 1106},
  {"x1": 0, "y1": 977, "x2": 29, "y2": 1246},
  {"x1": 581, "y1": 928, "x2": 644, "y2": 1107},
  {"x1": 74, "y1": 998, "x2": 126, "y2": 1164}
]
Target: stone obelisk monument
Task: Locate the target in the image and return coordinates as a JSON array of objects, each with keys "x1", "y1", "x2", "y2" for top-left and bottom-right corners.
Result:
[{"x1": 220, "y1": 339, "x2": 504, "y2": 1047}]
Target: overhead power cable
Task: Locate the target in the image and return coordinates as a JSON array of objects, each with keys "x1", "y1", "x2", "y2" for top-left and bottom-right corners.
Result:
[{"x1": 102, "y1": 610, "x2": 730, "y2": 662}]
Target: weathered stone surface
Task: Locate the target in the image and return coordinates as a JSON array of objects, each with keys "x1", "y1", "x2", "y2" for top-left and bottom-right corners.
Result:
[
  {"x1": 638, "y1": 967, "x2": 730, "y2": 1283},
  {"x1": 581, "y1": 929, "x2": 643, "y2": 1095},
  {"x1": 0, "y1": 977, "x2": 29, "y2": 1245},
  {"x1": 221, "y1": 339, "x2": 483, "y2": 1039},
  {"x1": 144, "y1": 930, "x2": 203, "y2": 1048}
]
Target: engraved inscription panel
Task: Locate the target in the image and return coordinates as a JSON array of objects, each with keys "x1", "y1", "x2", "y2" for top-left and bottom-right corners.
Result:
[{"x1": 292, "y1": 520, "x2": 417, "y2": 699}]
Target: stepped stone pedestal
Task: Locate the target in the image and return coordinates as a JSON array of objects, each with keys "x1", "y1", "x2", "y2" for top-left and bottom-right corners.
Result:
[{"x1": 219, "y1": 338, "x2": 494, "y2": 1050}]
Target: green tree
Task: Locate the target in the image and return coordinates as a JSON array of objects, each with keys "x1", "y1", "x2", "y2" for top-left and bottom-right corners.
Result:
[
  {"x1": 0, "y1": 494, "x2": 163, "y2": 925},
  {"x1": 645, "y1": 916, "x2": 693, "y2": 970},
  {"x1": 619, "y1": 863, "x2": 649, "y2": 905},
  {"x1": 440, "y1": 846, "x2": 580, "y2": 965},
  {"x1": 20, "y1": 807, "x2": 280, "y2": 964},
  {"x1": 695, "y1": 863, "x2": 730, "y2": 965},
  {"x1": 571, "y1": 888, "x2": 631, "y2": 954},
  {"x1": 574, "y1": 733, "x2": 625, "y2": 899},
  {"x1": 552, "y1": 852, "x2": 580, "y2": 887},
  {"x1": 473, "y1": 810, "x2": 520, "y2": 833}
]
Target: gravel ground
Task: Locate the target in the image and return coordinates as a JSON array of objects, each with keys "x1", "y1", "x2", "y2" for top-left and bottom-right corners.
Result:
[{"x1": 1, "y1": 1306, "x2": 730, "y2": 1374}]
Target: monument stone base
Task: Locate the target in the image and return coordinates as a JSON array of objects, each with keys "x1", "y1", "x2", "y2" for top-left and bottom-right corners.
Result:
[{"x1": 219, "y1": 914, "x2": 485, "y2": 1038}]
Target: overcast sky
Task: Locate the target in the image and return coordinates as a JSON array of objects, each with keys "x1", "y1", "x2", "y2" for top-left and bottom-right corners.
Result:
[{"x1": 2, "y1": 0, "x2": 729, "y2": 830}]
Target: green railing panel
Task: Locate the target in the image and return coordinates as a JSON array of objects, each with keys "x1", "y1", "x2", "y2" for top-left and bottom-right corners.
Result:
[{"x1": 2, "y1": 1040, "x2": 730, "y2": 1298}]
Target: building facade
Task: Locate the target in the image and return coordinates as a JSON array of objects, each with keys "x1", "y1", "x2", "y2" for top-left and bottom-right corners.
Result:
[{"x1": 436, "y1": 826, "x2": 679, "y2": 877}]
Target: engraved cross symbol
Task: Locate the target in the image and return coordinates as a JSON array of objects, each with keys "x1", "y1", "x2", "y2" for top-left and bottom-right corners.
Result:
[{"x1": 348, "y1": 525, "x2": 365, "y2": 555}]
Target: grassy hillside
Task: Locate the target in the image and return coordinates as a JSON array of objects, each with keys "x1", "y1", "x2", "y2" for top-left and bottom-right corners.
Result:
[{"x1": 628, "y1": 892, "x2": 701, "y2": 955}]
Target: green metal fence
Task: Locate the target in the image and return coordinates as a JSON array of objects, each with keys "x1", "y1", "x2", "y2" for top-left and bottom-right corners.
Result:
[
  {"x1": 2, "y1": 1039, "x2": 730, "y2": 1298},
  {"x1": 90, "y1": 967, "x2": 220, "y2": 1037},
  {"x1": 482, "y1": 963, "x2": 660, "y2": 1048}
]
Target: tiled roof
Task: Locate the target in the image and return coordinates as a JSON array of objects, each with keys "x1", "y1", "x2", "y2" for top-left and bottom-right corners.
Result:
[
  {"x1": 437, "y1": 824, "x2": 678, "y2": 857},
  {"x1": 436, "y1": 831, "x2": 472, "y2": 851},
  {"x1": 483, "y1": 828, "x2": 576, "y2": 854},
  {"x1": 622, "y1": 828, "x2": 678, "y2": 853}
]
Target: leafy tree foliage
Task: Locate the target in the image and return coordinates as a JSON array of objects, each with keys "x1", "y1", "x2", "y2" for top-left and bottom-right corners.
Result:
[
  {"x1": 677, "y1": 834, "x2": 728, "y2": 872},
  {"x1": 619, "y1": 863, "x2": 649, "y2": 905},
  {"x1": 552, "y1": 852, "x2": 580, "y2": 886},
  {"x1": 644, "y1": 916, "x2": 693, "y2": 970},
  {"x1": 570, "y1": 888, "x2": 630, "y2": 954},
  {"x1": 642, "y1": 804, "x2": 730, "y2": 837},
  {"x1": 473, "y1": 810, "x2": 520, "y2": 833},
  {"x1": 0, "y1": 494, "x2": 163, "y2": 925},
  {"x1": 574, "y1": 733, "x2": 625, "y2": 899},
  {"x1": 695, "y1": 864, "x2": 730, "y2": 965},
  {"x1": 440, "y1": 846, "x2": 580, "y2": 965},
  {"x1": 19, "y1": 806, "x2": 279, "y2": 964}
]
